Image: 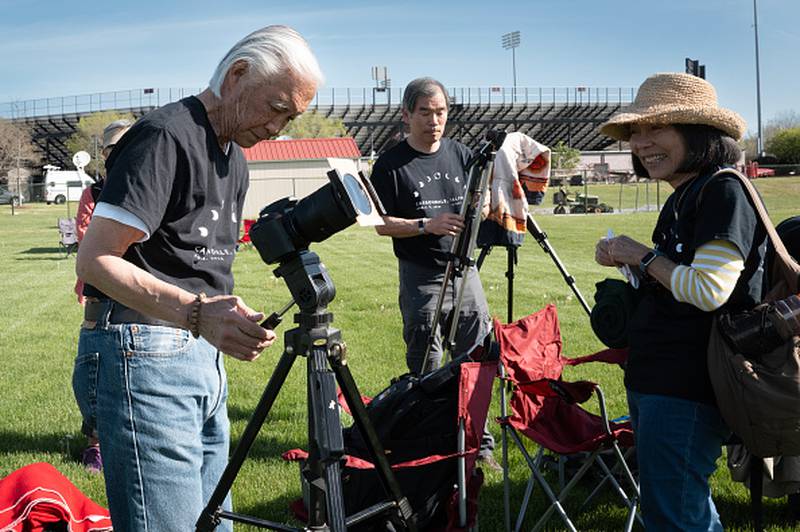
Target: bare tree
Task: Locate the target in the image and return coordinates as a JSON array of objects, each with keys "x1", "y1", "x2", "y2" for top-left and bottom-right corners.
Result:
[{"x1": 0, "y1": 119, "x2": 39, "y2": 185}]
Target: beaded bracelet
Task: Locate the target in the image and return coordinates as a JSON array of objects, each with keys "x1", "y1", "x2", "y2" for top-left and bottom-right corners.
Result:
[{"x1": 189, "y1": 292, "x2": 206, "y2": 339}]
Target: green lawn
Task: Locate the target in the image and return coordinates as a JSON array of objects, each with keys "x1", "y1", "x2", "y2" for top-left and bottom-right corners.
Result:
[{"x1": 0, "y1": 177, "x2": 798, "y2": 531}]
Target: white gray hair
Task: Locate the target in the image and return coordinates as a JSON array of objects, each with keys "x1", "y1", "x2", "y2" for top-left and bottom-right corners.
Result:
[{"x1": 208, "y1": 25, "x2": 323, "y2": 97}]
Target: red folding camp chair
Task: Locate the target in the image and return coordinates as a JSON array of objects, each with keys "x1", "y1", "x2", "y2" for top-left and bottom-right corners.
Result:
[
  {"x1": 495, "y1": 304, "x2": 640, "y2": 532},
  {"x1": 239, "y1": 218, "x2": 255, "y2": 245},
  {"x1": 284, "y1": 359, "x2": 497, "y2": 531}
]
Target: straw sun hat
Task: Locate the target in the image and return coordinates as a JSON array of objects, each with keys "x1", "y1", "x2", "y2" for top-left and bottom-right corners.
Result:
[{"x1": 599, "y1": 72, "x2": 746, "y2": 141}]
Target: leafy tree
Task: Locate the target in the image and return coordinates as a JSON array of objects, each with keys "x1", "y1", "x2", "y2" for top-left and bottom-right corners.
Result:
[
  {"x1": 766, "y1": 127, "x2": 800, "y2": 164},
  {"x1": 0, "y1": 119, "x2": 39, "y2": 185},
  {"x1": 741, "y1": 111, "x2": 800, "y2": 161},
  {"x1": 550, "y1": 140, "x2": 581, "y2": 172},
  {"x1": 281, "y1": 111, "x2": 347, "y2": 139},
  {"x1": 65, "y1": 111, "x2": 135, "y2": 176}
]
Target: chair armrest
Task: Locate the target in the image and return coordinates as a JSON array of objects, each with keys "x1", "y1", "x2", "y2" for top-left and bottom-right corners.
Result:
[{"x1": 517, "y1": 378, "x2": 597, "y2": 404}]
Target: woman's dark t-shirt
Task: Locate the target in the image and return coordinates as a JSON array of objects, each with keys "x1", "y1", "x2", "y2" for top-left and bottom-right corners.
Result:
[{"x1": 626, "y1": 171, "x2": 767, "y2": 405}]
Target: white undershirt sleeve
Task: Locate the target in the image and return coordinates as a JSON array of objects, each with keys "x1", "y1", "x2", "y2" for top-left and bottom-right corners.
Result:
[
  {"x1": 669, "y1": 239, "x2": 745, "y2": 312},
  {"x1": 92, "y1": 202, "x2": 151, "y2": 242}
]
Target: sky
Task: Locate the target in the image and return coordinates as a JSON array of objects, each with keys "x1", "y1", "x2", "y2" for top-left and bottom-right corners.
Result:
[{"x1": 0, "y1": 0, "x2": 797, "y2": 136}]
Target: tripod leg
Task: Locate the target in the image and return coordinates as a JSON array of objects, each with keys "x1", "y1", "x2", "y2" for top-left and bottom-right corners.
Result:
[
  {"x1": 329, "y1": 346, "x2": 417, "y2": 531},
  {"x1": 421, "y1": 260, "x2": 456, "y2": 373},
  {"x1": 507, "y1": 246, "x2": 517, "y2": 323},
  {"x1": 525, "y1": 214, "x2": 592, "y2": 317},
  {"x1": 476, "y1": 246, "x2": 492, "y2": 271},
  {"x1": 196, "y1": 349, "x2": 298, "y2": 532},
  {"x1": 306, "y1": 345, "x2": 347, "y2": 531}
]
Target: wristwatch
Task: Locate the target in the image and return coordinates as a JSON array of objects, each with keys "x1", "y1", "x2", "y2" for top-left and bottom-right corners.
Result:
[
  {"x1": 418, "y1": 219, "x2": 427, "y2": 235},
  {"x1": 639, "y1": 250, "x2": 661, "y2": 276}
]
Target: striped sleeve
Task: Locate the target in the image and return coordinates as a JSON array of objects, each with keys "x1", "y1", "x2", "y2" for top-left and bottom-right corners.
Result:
[{"x1": 669, "y1": 240, "x2": 745, "y2": 312}]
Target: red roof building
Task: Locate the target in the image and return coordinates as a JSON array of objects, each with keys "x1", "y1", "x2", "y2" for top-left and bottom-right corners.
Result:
[{"x1": 242, "y1": 137, "x2": 361, "y2": 162}]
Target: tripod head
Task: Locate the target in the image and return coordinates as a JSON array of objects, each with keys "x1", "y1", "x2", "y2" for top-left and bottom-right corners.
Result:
[{"x1": 450, "y1": 129, "x2": 507, "y2": 268}]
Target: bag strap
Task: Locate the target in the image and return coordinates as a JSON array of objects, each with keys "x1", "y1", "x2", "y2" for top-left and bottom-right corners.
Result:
[{"x1": 709, "y1": 168, "x2": 800, "y2": 295}]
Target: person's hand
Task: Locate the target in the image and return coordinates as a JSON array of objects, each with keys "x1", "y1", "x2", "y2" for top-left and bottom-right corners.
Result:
[
  {"x1": 595, "y1": 237, "x2": 617, "y2": 267},
  {"x1": 424, "y1": 212, "x2": 465, "y2": 236},
  {"x1": 197, "y1": 295, "x2": 276, "y2": 361},
  {"x1": 595, "y1": 235, "x2": 650, "y2": 268}
]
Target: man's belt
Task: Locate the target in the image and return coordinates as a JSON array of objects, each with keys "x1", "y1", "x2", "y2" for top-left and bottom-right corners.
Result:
[{"x1": 84, "y1": 299, "x2": 179, "y2": 328}]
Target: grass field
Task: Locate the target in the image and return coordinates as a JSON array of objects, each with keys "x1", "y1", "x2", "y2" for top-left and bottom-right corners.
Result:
[{"x1": 1, "y1": 177, "x2": 798, "y2": 531}]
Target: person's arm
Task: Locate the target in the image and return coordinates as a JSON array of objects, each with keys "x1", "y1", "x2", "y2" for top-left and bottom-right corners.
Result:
[
  {"x1": 595, "y1": 236, "x2": 744, "y2": 311},
  {"x1": 76, "y1": 217, "x2": 274, "y2": 360},
  {"x1": 375, "y1": 212, "x2": 465, "y2": 238},
  {"x1": 75, "y1": 187, "x2": 95, "y2": 242},
  {"x1": 669, "y1": 240, "x2": 744, "y2": 311}
]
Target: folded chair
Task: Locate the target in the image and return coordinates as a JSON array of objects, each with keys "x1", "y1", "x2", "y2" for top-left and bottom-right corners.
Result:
[
  {"x1": 495, "y1": 304, "x2": 640, "y2": 532},
  {"x1": 284, "y1": 356, "x2": 497, "y2": 531},
  {"x1": 58, "y1": 218, "x2": 78, "y2": 257}
]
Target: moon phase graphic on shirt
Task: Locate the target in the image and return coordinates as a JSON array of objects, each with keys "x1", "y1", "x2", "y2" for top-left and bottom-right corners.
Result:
[
  {"x1": 198, "y1": 227, "x2": 209, "y2": 237},
  {"x1": 211, "y1": 209, "x2": 219, "y2": 221}
]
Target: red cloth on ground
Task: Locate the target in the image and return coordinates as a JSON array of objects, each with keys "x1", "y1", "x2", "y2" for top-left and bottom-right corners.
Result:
[{"x1": 0, "y1": 462, "x2": 112, "y2": 531}]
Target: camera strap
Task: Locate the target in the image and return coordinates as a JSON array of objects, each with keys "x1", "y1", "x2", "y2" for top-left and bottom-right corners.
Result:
[{"x1": 699, "y1": 168, "x2": 800, "y2": 299}]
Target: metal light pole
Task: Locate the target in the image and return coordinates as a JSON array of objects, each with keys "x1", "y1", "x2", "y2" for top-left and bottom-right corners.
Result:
[
  {"x1": 501, "y1": 31, "x2": 521, "y2": 102},
  {"x1": 92, "y1": 135, "x2": 100, "y2": 180},
  {"x1": 753, "y1": 0, "x2": 764, "y2": 158}
]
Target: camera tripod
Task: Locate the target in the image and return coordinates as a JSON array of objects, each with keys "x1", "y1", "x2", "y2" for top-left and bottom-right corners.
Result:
[
  {"x1": 419, "y1": 130, "x2": 507, "y2": 372},
  {"x1": 475, "y1": 213, "x2": 592, "y2": 322},
  {"x1": 197, "y1": 251, "x2": 416, "y2": 532}
]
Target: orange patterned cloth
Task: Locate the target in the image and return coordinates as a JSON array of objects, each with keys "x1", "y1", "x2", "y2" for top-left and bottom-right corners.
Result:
[{"x1": 484, "y1": 132, "x2": 551, "y2": 234}]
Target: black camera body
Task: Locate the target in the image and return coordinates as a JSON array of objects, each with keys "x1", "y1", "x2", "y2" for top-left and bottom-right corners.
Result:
[
  {"x1": 719, "y1": 295, "x2": 800, "y2": 357},
  {"x1": 248, "y1": 167, "x2": 384, "y2": 312}
]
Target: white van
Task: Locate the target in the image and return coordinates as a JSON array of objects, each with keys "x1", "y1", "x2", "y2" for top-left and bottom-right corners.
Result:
[{"x1": 44, "y1": 165, "x2": 94, "y2": 204}]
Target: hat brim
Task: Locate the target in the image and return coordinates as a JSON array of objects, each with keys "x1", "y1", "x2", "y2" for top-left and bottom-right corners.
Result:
[{"x1": 599, "y1": 106, "x2": 746, "y2": 142}]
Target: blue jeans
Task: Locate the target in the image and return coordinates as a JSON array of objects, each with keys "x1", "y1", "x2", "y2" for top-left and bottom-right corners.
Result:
[
  {"x1": 76, "y1": 310, "x2": 232, "y2": 532},
  {"x1": 73, "y1": 349, "x2": 100, "y2": 438},
  {"x1": 627, "y1": 391, "x2": 730, "y2": 532}
]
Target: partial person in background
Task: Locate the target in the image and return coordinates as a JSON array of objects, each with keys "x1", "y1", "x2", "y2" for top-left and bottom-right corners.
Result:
[
  {"x1": 74, "y1": 119, "x2": 133, "y2": 306},
  {"x1": 370, "y1": 76, "x2": 498, "y2": 471},
  {"x1": 595, "y1": 72, "x2": 766, "y2": 531},
  {"x1": 74, "y1": 25, "x2": 321, "y2": 531},
  {"x1": 72, "y1": 118, "x2": 132, "y2": 475}
]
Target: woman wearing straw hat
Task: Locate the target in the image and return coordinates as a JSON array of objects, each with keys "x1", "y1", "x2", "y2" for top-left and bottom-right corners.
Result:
[{"x1": 595, "y1": 72, "x2": 767, "y2": 531}]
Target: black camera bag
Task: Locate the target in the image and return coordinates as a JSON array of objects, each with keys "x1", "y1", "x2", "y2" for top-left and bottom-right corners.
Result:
[{"x1": 339, "y1": 358, "x2": 465, "y2": 530}]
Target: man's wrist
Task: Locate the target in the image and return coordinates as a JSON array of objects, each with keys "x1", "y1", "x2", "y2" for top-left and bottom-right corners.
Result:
[
  {"x1": 417, "y1": 218, "x2": 429, "y2": 235},
  {"x1": 188, "y1": 292, "x2": 206, "y2": 338}
]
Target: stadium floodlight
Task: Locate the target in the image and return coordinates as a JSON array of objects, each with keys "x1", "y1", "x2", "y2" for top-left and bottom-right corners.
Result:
[{"x1": 501, "y1": 31, "x2": 521, "y2": 102}]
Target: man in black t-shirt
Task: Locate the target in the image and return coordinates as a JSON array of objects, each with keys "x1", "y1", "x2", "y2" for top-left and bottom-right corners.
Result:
[
  {"x1": 75, "y1": 26, "x2": 322, "y2": 532},
  {"x1": 370, "y1": 77, "x2": 496, "y2": 467}
]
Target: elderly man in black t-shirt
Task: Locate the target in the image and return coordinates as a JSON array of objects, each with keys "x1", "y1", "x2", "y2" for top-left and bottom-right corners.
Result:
[
  {"x1": 75, "y1": 26, "x2": 322, "y2": 532},
  {"x1": 370, "y1": 77, "x2": 497, "y2": 468}
]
